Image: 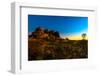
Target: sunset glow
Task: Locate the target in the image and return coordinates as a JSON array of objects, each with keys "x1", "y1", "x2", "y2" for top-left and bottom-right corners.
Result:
[{"x1": 28, "y1": 15, "x2": 88, "y2": 40}]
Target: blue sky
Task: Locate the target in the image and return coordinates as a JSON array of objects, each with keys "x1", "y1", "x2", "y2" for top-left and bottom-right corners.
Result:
[{"x1": 28, "y1": 15, "x2": 88, "y2": 39}]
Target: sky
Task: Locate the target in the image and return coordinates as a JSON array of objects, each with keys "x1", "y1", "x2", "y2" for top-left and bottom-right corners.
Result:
[{"x1": 28, "y1": 15, "x2": 88, "y2": 40}]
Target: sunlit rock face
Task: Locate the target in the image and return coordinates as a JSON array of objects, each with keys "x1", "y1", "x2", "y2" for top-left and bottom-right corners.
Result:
[{"x1": 29, "y1": 27, "x2": 61, "y2": 41}]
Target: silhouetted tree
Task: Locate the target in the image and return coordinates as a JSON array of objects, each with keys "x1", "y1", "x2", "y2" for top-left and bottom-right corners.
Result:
[{"x1": 82, "y1": 33, "x2": 87, "y2": 40}]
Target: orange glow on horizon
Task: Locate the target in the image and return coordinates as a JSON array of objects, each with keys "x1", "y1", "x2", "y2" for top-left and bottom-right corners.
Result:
[{"x1": 68, "y1": 35, "x2": 88, "y2": 40}]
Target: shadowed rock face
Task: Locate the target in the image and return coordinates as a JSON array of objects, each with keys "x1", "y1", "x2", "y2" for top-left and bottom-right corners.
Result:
[{"x1": 28, "y1": 27, "x2": 88, "y2": 61}]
